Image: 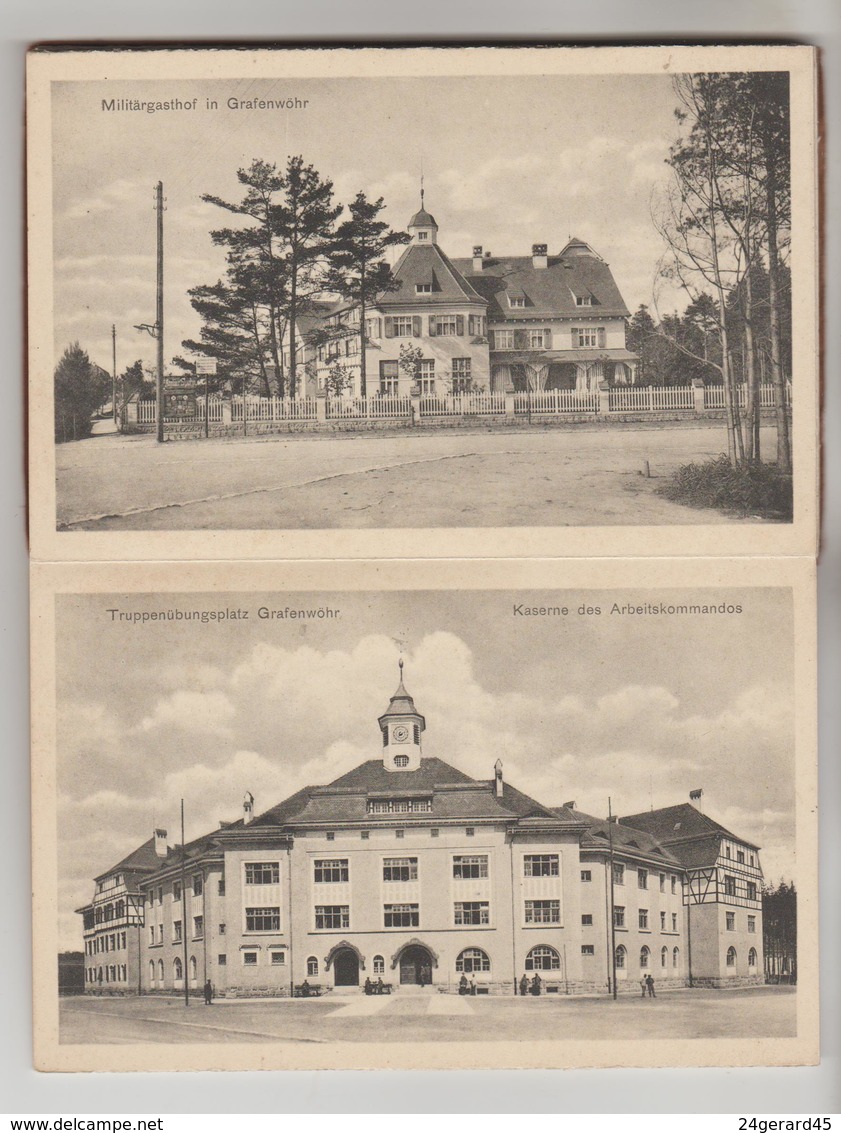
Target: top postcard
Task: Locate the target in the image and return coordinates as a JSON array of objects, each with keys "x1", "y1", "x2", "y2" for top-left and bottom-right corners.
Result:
[{"x1": 27, "y1": 45, "x2": 820, "y2": 562}]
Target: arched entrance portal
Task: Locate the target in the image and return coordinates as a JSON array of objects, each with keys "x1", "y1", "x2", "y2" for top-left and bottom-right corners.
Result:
[
  {"x1": 399, "y1": 944, "x2": 434, "y2": 986},
  {"x1": 333, "y1": 948, "x2": 360, "y2": 987}
]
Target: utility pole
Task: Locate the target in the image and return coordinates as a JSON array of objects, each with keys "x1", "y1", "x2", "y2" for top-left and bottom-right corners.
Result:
[
  {"x1": 607, "y1": 796, "x2": 617, "y2": 1001},
  {"x1": 181, "y1": 798, "x2": 189, "y2": 1007},
  {"x1": 155, "y1": 181, "x2": 165, "y2": 445},
  {"x1": 111, "y1": 324, "x2": 117, "y2": 425}
]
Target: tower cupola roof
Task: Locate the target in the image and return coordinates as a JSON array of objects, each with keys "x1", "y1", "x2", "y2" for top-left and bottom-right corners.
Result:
[
  {"x1": 378, "y1": 659, "x2": 426, "y2": 727},
  {"x1": 409, "y1": 207, "x2": 437, "y2": 228}
]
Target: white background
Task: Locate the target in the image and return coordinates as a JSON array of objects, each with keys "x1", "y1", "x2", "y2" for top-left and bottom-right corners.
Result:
[{"x1": 3, "y1": 0, "x2": 840, "y2": 1116}]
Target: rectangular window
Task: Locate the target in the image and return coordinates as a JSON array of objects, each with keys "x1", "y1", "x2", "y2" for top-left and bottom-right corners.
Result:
[
  {"x1": 747, "y1": 882, "x2": 757, "y2": 901},
  {"x1": 454, "y1": 901, "x2": 490, "y2": 926},
  {"x1": 638, "y1": 868, "x2": 648, "y2": 890},
  {"x1": 314, "y1": 905, "x2": 349, "y2": 931},
  {"x1": 581, "y1": 945, "x2": 595, "y2": 955},
  {"x1": 217, "y1": 879, "x2": 225, "y2": 897},
  {"x1": 384, "y1": 903, "x2": 419, "y2": 928},
  {"x1": 508, "y1": 296, "x2": 526, "y2": 309},
  {"x1": 314, "y1": 859, "x2": 349, "y2": 884},
  {"x1": 379, "y1": 360, "x2": 399, "y2": 395},
  {"x1": 245, "y1": 862, "x2": 279, "y2": 886},
  {"x1": 435, "y1": 315, "x2": 459, "y2": 336},
  {"x1": 724, "y1": 875, "x2": 737, "y2": 897},
  {"x1": 383, "y1": 857, "x2": 418, "y2": 882},
  {"x1": 361, "y1": 830, "x2": 370, "y2": 840},
  {"x1": 193, "y1": 916, "x2": 203, "y2": 939},
  {"x1": 671, "y1": 876, "x2": 677, "y2": 894},
  {"x1": 748, "y1": 915, "x2": 756, "y2": 934},
  {"x1": 270, "y1": 951, "x2": 286, "y2": 965},
  {"x1": 431, "y1": 828, "x2": 439, "y2": 838},
  {"x1": 218, "y1": 954, "x2": 227, "y2": 966},
  {"x1": 172, "y1": 920, "x2": 182, "y2": 943},
  {"x1": 613, "y1": 906, "x2": 625, "y2": 928},
  {"x1": 581, "y1": 914, "x2": 593, "y2": 926},
  {"x1": 219, "y1": 923, "x2": 226, "y2": 935},
  {"x1": 574, "y1": 326, "x2": 606, "y2": 348},
  {"x1": 392, "y1": 316, "x2": 415, "y2": 337},
  {"x1": 672, "y1": 913, "x2": 678, "y2": 932},
  {"x1": 524, "y1": 854, "x2": 559, "y2": 877},
  {"x1": 367, "y1": 798, "x2": 433, "y2": 814},
  {"x1": 576, "y1": 295, "x2": 593, "y2": 306},
  {"x1": 525, "y1": 899, "x2": 561, "y2": 925},
  {"x1": 173, "y1": 882, "x2": 181, "y2": 902},
  {"x1": 660, "y1": 911, "x2": 666, "y2": 930},
  {"x1": 726, "y1": 911, "x2": 736, "y2": 930},
  {"x1": 417, "y1": 358, "x2": 435, "y2": 394},
  {"x1": 451, "y1": 357, "x2": 472, "y2": 393},
  {"x1": 466, "y1": 827, "x2": 475, "y2": 838},
  {"x1": 639, "y1": 909, "x2": 649, "y2": 930},
  {"x1": 613, "y1": 863, "x2": 625, "y2": 885},
  {"x1": 193, "y1": 875, "x2": 203, "y2": 897},
  {"x1": 659, "y1": 873, "x2": 666, "y2": 892},
  {"x1": 737, "y1": 850, "x2": 745, "y2": 864},
  {"x1": 245, "y1": 907, "x2": 281, "y2": 932},
  {"x1": 453, "y1": 855, "x2": 488, "y2": 880},
  {"x1": 416, "y1": 283, "x2": 432, "y2": 294},
  {"x1": 581, "y1": 869, "x2": 592, "y2": 882},
  {"x1": 242, "y1": 951, "x2": 258, "y2": 966},
  {"x1": 395, "y1": 828, "x2": 405, "y2": 839},
  {"x1": 326, "y1": 832, "x2": 335, "y2": 841},
  {"x1": 528, "y1": 328, "x2": 546, "y2": 348},
  {"x1": 492, "y1": 329, "x2": 514, "y2": 350}
]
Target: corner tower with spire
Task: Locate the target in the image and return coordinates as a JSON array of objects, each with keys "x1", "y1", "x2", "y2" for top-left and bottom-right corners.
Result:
[{"x1": 378, "y1": 659, "x2": 425, "y2": 772}]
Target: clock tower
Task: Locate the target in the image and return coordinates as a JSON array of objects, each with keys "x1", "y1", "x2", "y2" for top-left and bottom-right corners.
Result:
[{"x1": 378, "y1": 659, "x2": 425, "y2": 772}]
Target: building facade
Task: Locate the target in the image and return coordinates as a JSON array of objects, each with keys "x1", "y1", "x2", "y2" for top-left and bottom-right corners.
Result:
[
  {"x1": 79, "y1": 667, "x2": 764, "y2": 997},
  {"x1": 305, "y1": 203, "x2": 638, "y2": 400}
]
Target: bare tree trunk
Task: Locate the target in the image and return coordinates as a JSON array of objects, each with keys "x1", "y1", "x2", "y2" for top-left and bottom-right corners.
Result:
[
  {"x1": 743, "y1": 267, "x2": 760, "y2": 463},
  {"x1": 267, "y1": 301, "x2": 284, "y2": 398},
  {"x1": 766, "y1": 167, "x2": 792, "y2": 472}
]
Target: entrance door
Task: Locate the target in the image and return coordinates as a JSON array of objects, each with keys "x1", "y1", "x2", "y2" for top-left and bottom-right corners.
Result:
[
  {"x1": 399, "y1": 944, "x2": 433, "y2": 985},
  {"x1": 333, "y1": 948, "x2": 360, "y2": 986}
]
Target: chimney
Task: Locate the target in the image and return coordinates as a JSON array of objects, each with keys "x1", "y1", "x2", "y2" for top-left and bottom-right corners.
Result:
[
  {"x1": 532, "y1": 243, "x2": 548, "y2": 269},
  {"x1": 243, "y1": 791, "x2": 254, "y2": 825},
  {"x1": 472, "y1": 245, "x2": 484, "y2": 272},
  {"x1": 609, "y1": 815, "x2": 619, "y2": 825},
  {"x1": 154, "y1": 828, "x2": 168, "y2": 858},
  {"x1": 494, "y1": 758, "x2": 504, "y2": 798},
  {"x1": 563, "y1": 800, "x2": 576, "y2": 810}
]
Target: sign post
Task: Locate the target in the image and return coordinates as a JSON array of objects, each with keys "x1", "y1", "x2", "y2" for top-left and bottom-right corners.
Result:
[{"x1": 194, "y1": 358, "x2": 217, "y2": 438}]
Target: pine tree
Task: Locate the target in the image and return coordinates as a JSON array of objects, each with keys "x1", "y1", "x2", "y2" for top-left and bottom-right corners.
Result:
[
  {"x1": 54, "y1": 342, "x2": 108, "y2": 442},
  {"x1": 325, "y1": 193, "x2": 409, "y2": 399}
]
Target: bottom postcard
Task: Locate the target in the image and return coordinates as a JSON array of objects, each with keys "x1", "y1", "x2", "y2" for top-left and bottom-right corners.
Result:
[{"x1": 30, "y1": 557, "x2": 818, "y2": 1071}]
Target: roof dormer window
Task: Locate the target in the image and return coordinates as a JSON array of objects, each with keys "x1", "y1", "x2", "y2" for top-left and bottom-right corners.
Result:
[
  {"x1": 576, "y1": 295, "x2": 593, "y2": 306},
  {"x1": 508, "y1": 296, "x2": 526, "y2": 308},
  {"x1": 416, "y1": 283, "x2": 432, "y2": 294}
]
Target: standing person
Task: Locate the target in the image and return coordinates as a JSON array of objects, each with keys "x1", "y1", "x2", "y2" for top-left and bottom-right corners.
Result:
[
  {"x1": 531, "y1": 973, "x2": 542, "y2": 996},
  {"x1": 519, "y1": 974, "x2": 529, "y2": 997},
  {"x1": 646, "y1": 974, "x2": 656, "y2": 998},
  {"x1": 640, "y1": 975, "x2": 647, "y2": 998},
  {"x1": 203, "y1": 979, "x2": 213, "y2": 1005}
]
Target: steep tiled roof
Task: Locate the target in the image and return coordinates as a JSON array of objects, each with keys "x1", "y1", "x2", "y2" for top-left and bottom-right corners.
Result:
[
  {"x1": 325, "y1": 756, "x2": 474, "y2": 792},
  {"x1": 549, "y1": 807, "x2": 684, "y2": 867},
  {"x1": 409, "y1": 207, "x2": 437, "y2": 227},
  {"x1": 94, "y1": 836, "x2": 166, "y2": 881},
  {"x1": 451, "y1": 249, "x2": 630, "y2": 321},
  {"x1": 619, "y1": 804, "x2": 759, "y2": 851},
  {"x1": 249, "y1": 785, "x2": 319, "y2": 828},
  {"x1": 377, "y1": 244, "x2": 486, "y2": 308}
]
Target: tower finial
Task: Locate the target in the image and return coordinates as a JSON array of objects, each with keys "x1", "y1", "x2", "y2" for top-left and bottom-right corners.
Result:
[{"x1": 398, "y1": 656, "x2": 404, "y2": 676}]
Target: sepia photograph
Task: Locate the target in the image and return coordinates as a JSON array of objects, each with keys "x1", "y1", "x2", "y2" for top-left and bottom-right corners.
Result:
[
  {"x1": 26, "y1": 46, "x2": 818, "y2": 562},
  {"x1": 30, "y1": 558, "x2": 817, "y2": 1073}
]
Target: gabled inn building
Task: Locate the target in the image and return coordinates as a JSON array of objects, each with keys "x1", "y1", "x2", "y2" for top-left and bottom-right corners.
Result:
[
  {"x1": 305, "y1": 201, "x2": 639, "y2": 399},
  {"x1": 79, "y1": 666, "x2": 764, "y2": 997}
]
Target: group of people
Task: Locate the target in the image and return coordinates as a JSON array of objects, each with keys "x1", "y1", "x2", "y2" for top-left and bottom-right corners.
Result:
[
  {"x1": 519, "y1": 973, "x2": 544, "y2": 996},
  {"x1": 640, "y1": 974, "x2": 657, "y2": 998},
  {"x1": 363, "y1": 977, "x2": 389, "y2": 995}
]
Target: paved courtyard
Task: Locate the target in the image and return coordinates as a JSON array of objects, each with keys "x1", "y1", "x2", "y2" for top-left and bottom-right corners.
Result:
[
  {"x1": 55, "y1": 423, "x2": 783, "y2": 531},
  {"x1": 60, "y1": 985, "x2": 795, "y2": 1045}
]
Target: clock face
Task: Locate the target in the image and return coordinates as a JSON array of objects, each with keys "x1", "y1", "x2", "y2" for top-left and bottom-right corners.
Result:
[{"x1": 392, "y1": 725, "x2": 409, "y2": 742}]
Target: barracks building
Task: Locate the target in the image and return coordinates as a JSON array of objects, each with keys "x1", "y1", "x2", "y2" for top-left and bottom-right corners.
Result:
[{"x1": 78, "y1": 665, "x2": 764, "y2": 998}]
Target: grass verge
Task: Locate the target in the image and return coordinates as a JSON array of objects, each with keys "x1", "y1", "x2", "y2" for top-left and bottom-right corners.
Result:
[{"x1": 656, "y1": 454, "x2": 793, "y2": 520}]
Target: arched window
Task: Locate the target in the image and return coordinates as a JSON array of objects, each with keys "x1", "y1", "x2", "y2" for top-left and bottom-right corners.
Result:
[
  {"x1": 373, "y1": 955, "x2": 385, "y2": 975},
  {"x1": 640, "y1": 946, "x2": 650, "y2": 970},
  {"x1": 661, "y1": 946, "x2": 668, "y2": 969},
  {"x1": 456, "y1": 948, "x2": 491, "y2": 974},
  {"x1": 672, "y1": 947, "x2": 680, "y2": 969},
  {"x1": 726, "y1": 946, "x2": 737, "y2": 968},
  {"x1": 525, "y1": 945, "x2": 561, "y2": 972},
  {"x1": 748, "y1": 948, "x2": 758, "y2": 971},
  {"x1": 394, "y1": 755, "x2": 409, "y2": 767},
  {"x1": 615, "y1": 945, "x2": 626, "y2": 970},
  {"x1": 306, "y1": 956, "x2": 319, "y2": 977},
  {"x1": 173, "y1": 956, "x2": 183, "y2": 980},
  {"x1": 189, "y1": 956, "x2": 197, "y2": 984},
  {"x1": 158, "y1": 959, "x2": 164, "y2": 982},
  {"x1": 149, "y1": 960, "x2": 155, "y2": 986}
]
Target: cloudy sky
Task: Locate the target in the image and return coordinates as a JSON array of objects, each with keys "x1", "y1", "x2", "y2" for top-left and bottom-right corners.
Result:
[
  {"x1": 52, "y1": 72, "x2": 684, "y2": 375},
  {"x1": 56, "y1": 586, "x2": 795, "y2": 949}
]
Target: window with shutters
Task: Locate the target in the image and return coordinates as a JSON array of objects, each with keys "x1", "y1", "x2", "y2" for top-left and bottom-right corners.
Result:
[
  {"x1": 528, "y1": 328, "x2": 547, "y2": 348},
  {"x1": 435, "y1": 315, "x2": 459, "y2": 336},
  {"x1": 451, "y1": 358, "x2": 471, "y2": 393},
  {"x1": 492, "y1": 329, "x2": 515, "y2": 350},
  {"x1": 392, "y1": 316, "x2": 414, "y2": 337},
  {"x1": 468, "y1": 314, "x2": 486, "y2": 337},
  {"x1": 573, "y1": 327, "x2": 606, "y2": 348}
]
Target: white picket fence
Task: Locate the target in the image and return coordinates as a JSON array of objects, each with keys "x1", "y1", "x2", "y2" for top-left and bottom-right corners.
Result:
[
  {"x1": 326, "y1": 396, "x2": 411, "y2": 420},
  {"x1": 514, "y1": 389, "x2": 600, "y2": 415},
  {"x1": 703, "y1": 384, "x2": 791, "y2": 410},
  {"x1": 419, "y1": 392, "x2": 507, "y2": 416},
  {"x1": 610, "y1": 386, "x2": 695, "y2": 412},
  {"x1": 231, "y1": 396, "x2": 318, "y2": 422}
]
